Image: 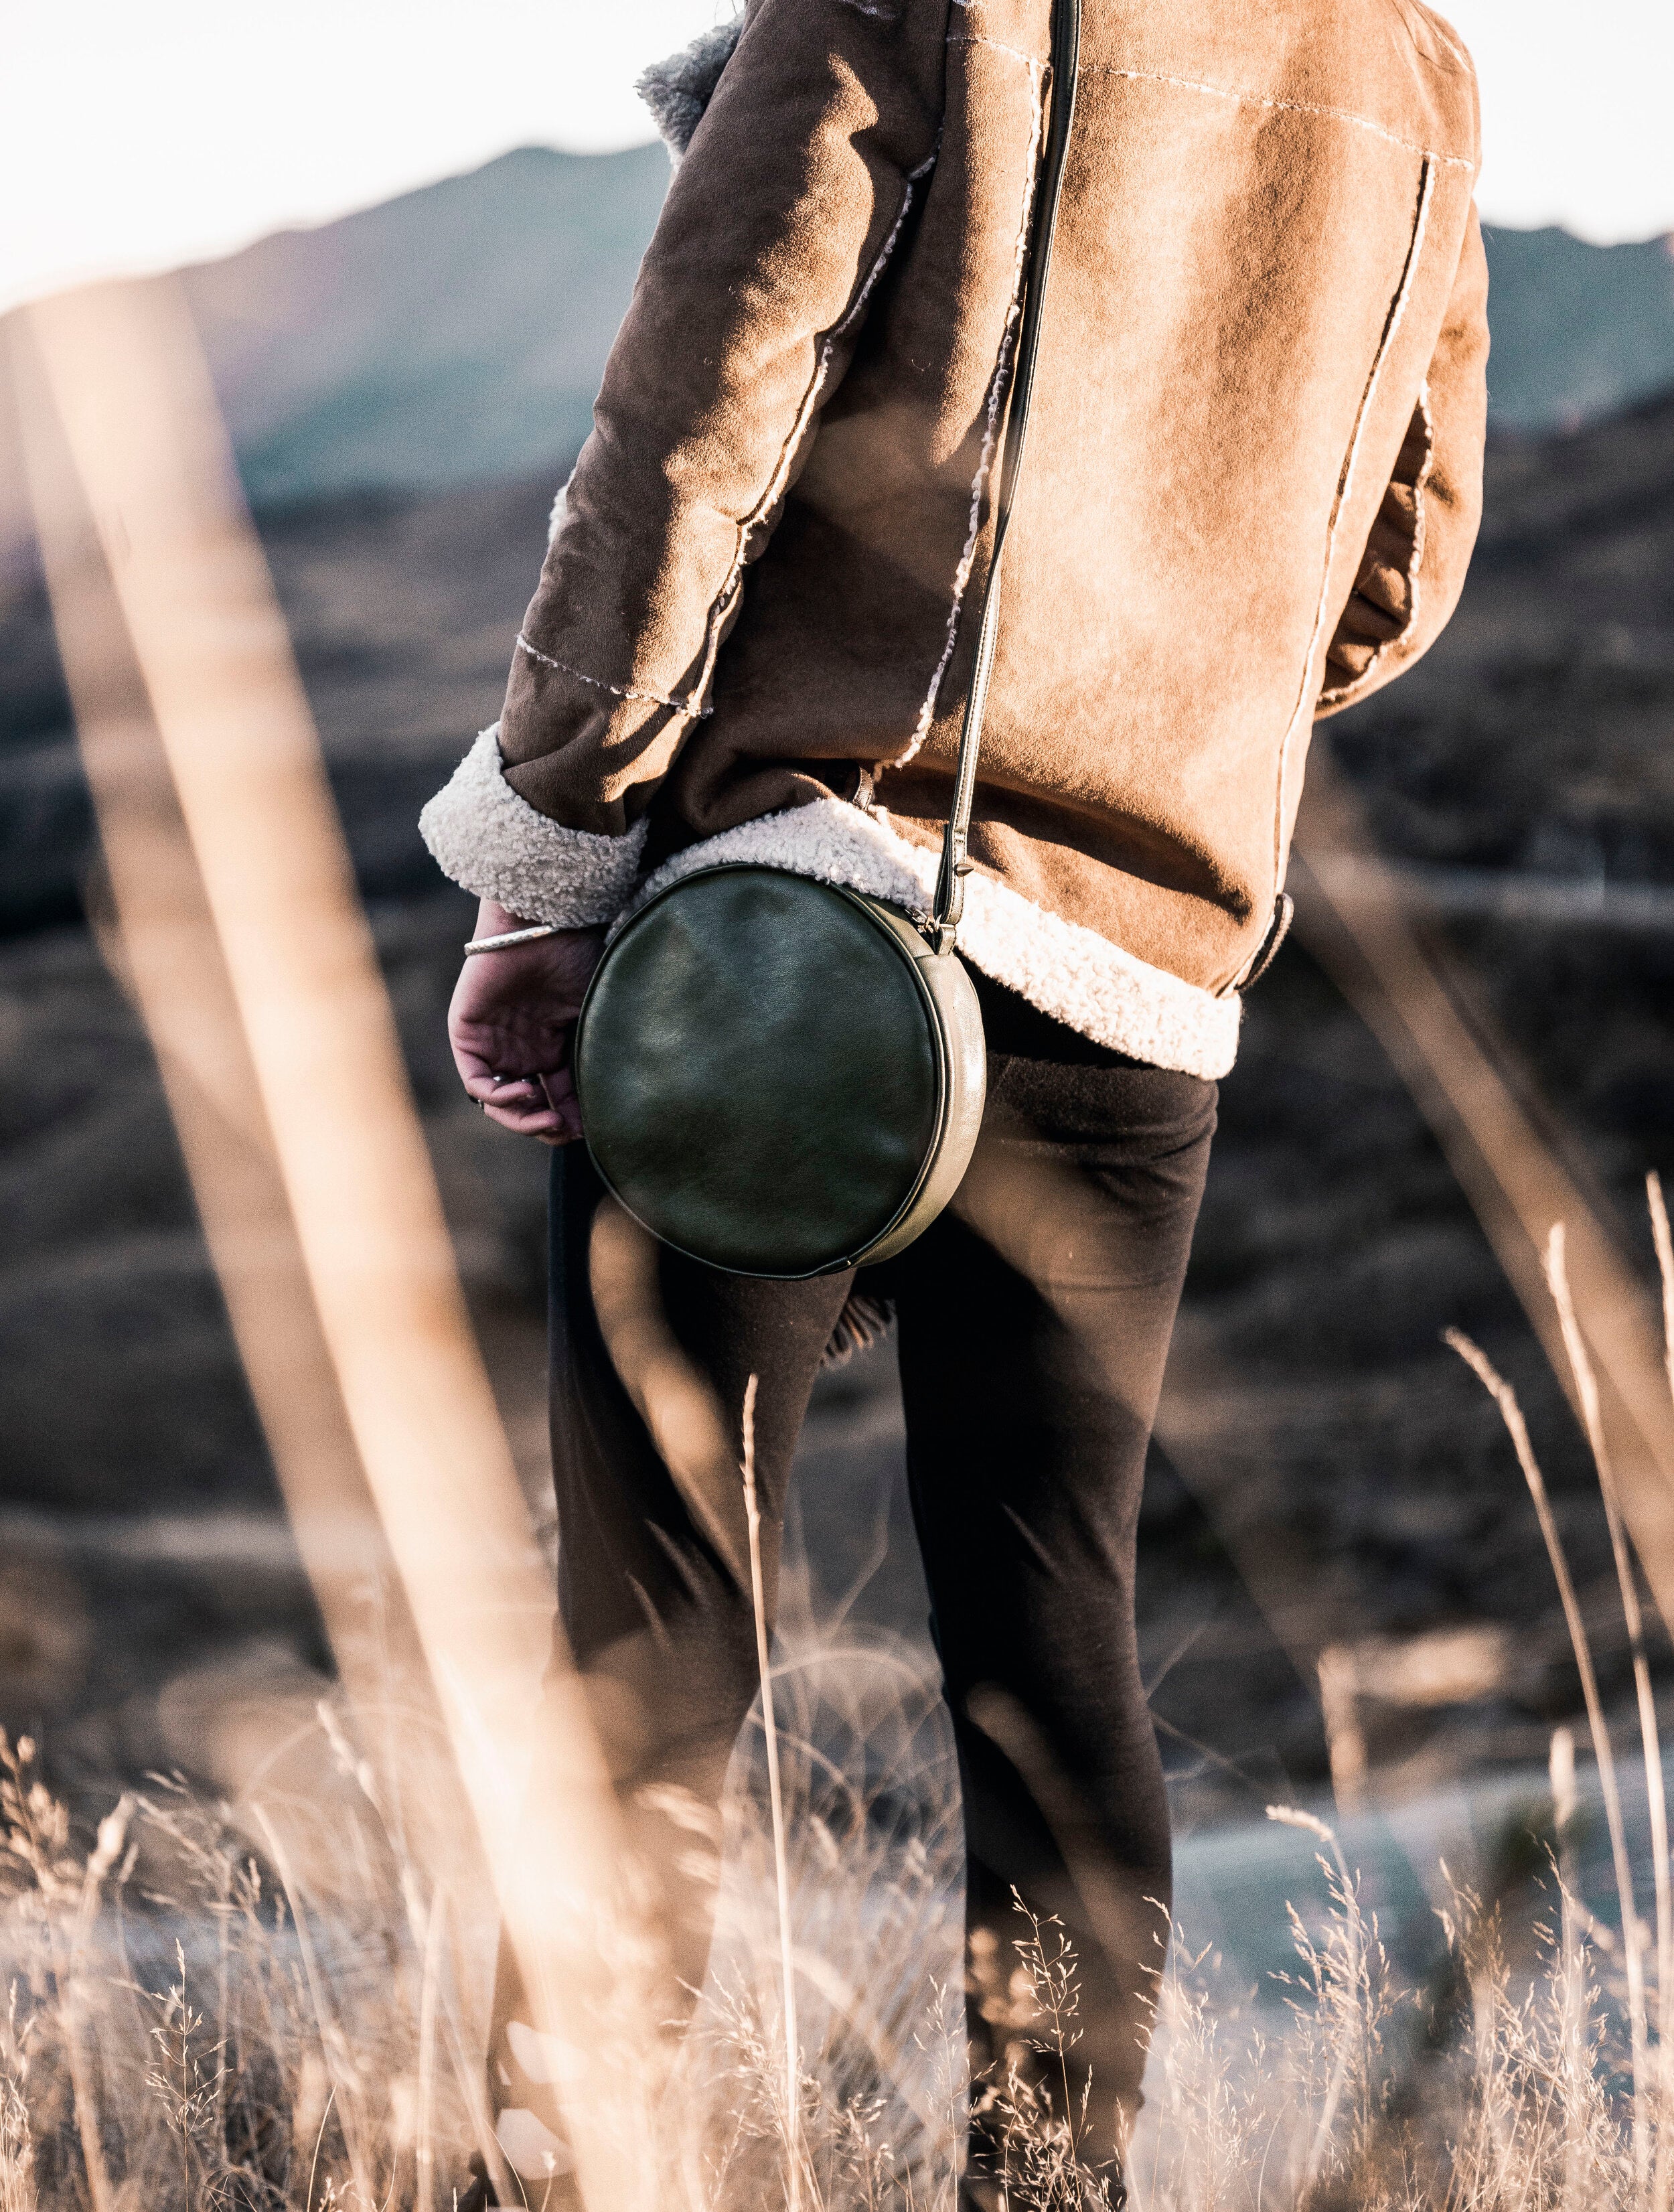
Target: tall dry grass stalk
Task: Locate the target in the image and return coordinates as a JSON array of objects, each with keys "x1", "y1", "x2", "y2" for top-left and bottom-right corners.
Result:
[
  {"x1": 7, "y1": 1261, "x2": 1674, "y2": 2209},
  {"x1": 1, "y1": 1727, "x2": 480, "y2": 2212},
  {"x1": 1410, "y1": 1176, "x2": 1674, "y2": 2210},
  {"x1": 1447, "y1": 1323, "x2": 1653, "y2": 2174},
  {"x1": 740, "y1": 1375, "x2": 805, "y2": 2212},
  {"x1": 1128, "y1": 1791, "x2": 1651, "y2": 2209},
  {"x1": 1130, "y1": 1180, "x2": 1674, "y2": 2207},
  {"x1": 1546, "y1": 1225, "x2": 1674, "y2": 2204},
  {"x1": 13, "y1": 278, "x2": 661, "y2": 2211},
  {"x1": 1292, "y1": 759, "x2": 1674, "y2": 1639},
  {"x1": 0, "y1": 1654, "x2": 968, "y2": 2212},
  {"x1": 3, "y1": 1534, "x2": 1673, "y2": 2212}
]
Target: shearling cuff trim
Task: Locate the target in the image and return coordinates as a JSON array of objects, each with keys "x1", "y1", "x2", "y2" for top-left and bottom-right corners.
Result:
[
  {"x1": 621, "y1": 798, "x2": 1241, "y2": 1080},
  {"x1": 418, "y1": 727, "x2": 648, "y2": 928}
]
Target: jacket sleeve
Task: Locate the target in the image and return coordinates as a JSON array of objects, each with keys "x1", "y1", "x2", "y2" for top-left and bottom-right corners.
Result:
[
  {"x1": 418, "y1": 0, "x2": 951, "y2": 928},
  {"x1": 1315, "y1": 204, "x2": 1489, "y2": 721}
]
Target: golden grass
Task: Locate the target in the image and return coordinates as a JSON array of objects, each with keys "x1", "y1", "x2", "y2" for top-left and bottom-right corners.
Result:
[
  {"x1": 6, "y1": 1235, "x2": 1674, "y2": 2212},
  {"x1": 1, "y1": 1692, "x2": 1666, "y2": 2211}
]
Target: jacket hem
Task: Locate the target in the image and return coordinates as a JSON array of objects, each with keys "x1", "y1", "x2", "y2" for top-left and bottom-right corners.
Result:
[
  {"x1": 418, "y1": 726, "x2": 648, "y2": 928},
  {"x1": 620, "y1": 797, "x2": 1241, "y2": 1080}
]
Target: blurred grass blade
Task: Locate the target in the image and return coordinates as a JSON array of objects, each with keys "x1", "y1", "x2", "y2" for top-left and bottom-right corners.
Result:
[
  {"x1": 741, "y1": 1373, "x2": 805, "y2": 2210},
  {"x1": 1293, "y1": 758, "x2": 1674, "y2": 1641},
  {"x1": 1447, "y1": 1324, "x2": 1649, "y2": 2164},
  {"x1": 1547, "y1": 1222, "x2": 1673, "y2": 2199},
  {"x1": 8, "y1": 295, "x2": 398, "y2": 1691},
  {"x1": 13, "y1": 273, "x2": 654, "y2": 2212}
]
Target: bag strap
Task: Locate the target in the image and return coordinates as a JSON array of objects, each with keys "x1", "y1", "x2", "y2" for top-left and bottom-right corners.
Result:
[{"x1": 930, "y1": 0, "x2": 1082, "y2": 954}]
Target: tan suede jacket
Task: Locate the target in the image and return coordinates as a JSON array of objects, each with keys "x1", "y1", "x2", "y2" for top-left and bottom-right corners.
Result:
[{"x1": 422, "y1": 0, "x2": 1488, "y2": 1078}]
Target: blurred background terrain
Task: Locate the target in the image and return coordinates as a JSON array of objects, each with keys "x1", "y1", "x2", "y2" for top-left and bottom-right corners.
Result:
[{"x1": 2, "y1": 146, "x2": 1673, "y2": 1836}]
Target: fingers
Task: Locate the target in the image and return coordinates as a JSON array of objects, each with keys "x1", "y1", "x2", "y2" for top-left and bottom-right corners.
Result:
[
  {"x1": 463, "y1": 1068, "x2": 585, "y2": 1146},
  {"x1": 463, "y1": 1070, "x2": 544, "y2": 1109},
  {"x1": 465, "y1": 1072, "x2": 552, "y2": 1128}
]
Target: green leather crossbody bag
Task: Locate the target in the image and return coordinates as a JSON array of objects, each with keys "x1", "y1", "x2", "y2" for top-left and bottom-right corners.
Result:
[{"x1": 573, "y1": 0, "x2": 1081, "y2": 1279}]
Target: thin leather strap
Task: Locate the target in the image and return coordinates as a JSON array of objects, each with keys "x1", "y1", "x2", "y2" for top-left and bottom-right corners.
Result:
[{"x1": 931, "y1": 0, "x2": 1081, "y2": 952}]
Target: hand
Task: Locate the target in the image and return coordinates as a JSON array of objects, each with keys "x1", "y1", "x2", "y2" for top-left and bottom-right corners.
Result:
[{"x1": 448, "y1": 899, "x2": 605, "y2": 1145}]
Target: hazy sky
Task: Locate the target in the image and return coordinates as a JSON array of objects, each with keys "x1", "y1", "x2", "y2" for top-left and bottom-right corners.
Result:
[{"x1": 3, "y1": 0, "x2": 1669, "y2": 316}]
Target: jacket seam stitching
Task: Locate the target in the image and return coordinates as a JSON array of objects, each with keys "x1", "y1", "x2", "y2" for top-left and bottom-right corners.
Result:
[
  {"x1": 514, "y1": 631, "x2": 710, "y2": 719},
  {"x1": 891, "y1": 60, "x2": 1046, "y2": 768},
  {"x1": 684, "y1": 146, "x2": 941, "y2": 714},
  {"x1": 1272, "y1": 154, "x2": 1437, "y2": 890},
  {"x1": 948, "y1": 31, "x2": 1040, "y2": 66},
  {"x1": 1081, "y1": 65, "x2": 1476, "y2": 171}
]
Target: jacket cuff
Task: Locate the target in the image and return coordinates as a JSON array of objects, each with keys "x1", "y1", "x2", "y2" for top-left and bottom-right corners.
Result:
[{"x1": 418, "y1": 726, "x2": 648, "y2": 928}]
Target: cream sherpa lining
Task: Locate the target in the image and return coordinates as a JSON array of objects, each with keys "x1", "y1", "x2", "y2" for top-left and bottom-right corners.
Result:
[
  {"x1": 619, "y1": 798, "x2": 1241, "y2": 1082},
  {"x1": 418, "y1": 726, "x2": 647, "y2": 928}
]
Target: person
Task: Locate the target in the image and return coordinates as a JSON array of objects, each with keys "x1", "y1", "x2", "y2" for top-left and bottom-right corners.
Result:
[{"x1": 421, "y1": 0, "x2": 1487, "y2": 2199}]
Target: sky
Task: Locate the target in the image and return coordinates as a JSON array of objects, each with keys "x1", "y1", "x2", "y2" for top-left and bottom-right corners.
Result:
[{"x1": 3, "y1": 0, "x2": 1671, "y2": 317}]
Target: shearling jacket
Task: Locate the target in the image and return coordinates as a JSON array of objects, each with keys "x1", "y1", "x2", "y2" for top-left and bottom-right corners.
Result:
[{"x1": 422, "y1": 0, "x2": 1488, "y2": 1079}]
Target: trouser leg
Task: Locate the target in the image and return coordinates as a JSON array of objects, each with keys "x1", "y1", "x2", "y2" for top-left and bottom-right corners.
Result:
[
  {"x1": 483, "y1": 998, "x2": 1213, "y2": 2202},
  {"x1": 549, "y1": 1144, "x2": 851, "y2": 1986},
  {"x1": 484, "y1": 1147, "x2": 850, "y2": 2187},
  {"x1": 883, "y1": 1021, "x2": 1216, "y2": 2189}
]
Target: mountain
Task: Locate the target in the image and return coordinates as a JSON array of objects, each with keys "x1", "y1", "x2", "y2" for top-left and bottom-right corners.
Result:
[
  {"x1": 0, "y1": 144, "x2": 669, "y2": 566},
  {"x1": 150, "y1": 172, "x2": 1674, "y2": 479},
  {"x1": 1481, "y1": 224, "x2": 1674, "y2": 433},
  {"x1": 5, "y1": 145, "x2": 1673, "y2": 571},
  {"x1": 178, "y1": 158, "x2": 1674, "y2": 488},
  {"x1": 182, "y1": 143, "x2": 672, "y2": 507}
]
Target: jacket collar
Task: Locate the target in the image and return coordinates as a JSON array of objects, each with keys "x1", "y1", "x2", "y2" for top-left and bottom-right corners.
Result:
[{"x1": 635, "y1": 15, "x2": 743, "y2": 162}]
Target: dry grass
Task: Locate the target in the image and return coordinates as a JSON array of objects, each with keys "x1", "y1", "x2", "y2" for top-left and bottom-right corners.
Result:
[
  {"x1": 11, "y1": 1185, "x2": 1674, "y2": 2210},
  {"x1": 1134, "y1": 1812, "x2": 1642, "y2": 2210},
  {"x1": 0, "y1": 1637, "x2": 970, "y2": 2212},
  {"x1": 1, "y1": 1682, "x2": 1666, "y2": 2212}
]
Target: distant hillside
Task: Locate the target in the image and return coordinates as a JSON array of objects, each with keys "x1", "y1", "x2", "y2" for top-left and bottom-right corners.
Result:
[
  {"x1": 1482, "y1": 224, "x2": 1674, "y2": 432},
  {"x1": 184, "y1": 153, "x2": 1674, "y2": 492},
  {"x1": 183, "y1": 159, "x2": 1674, "y2": 486},
  {"x1": 3, "y1": 145, "x2": 1671, "y2": 554},
  {"x1": 183, "y1": 143, "x2": 671, "y2": 506}
]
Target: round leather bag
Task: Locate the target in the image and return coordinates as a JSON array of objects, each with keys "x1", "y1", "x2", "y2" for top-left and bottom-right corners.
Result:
[{"x1": 573, "y1": 866, "x2": 986, "y2": 1278}]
